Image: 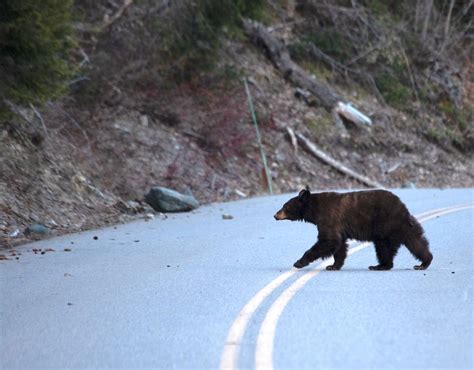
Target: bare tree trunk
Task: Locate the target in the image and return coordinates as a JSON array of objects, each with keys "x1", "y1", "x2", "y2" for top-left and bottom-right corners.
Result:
[
  {"x1": 444, "y1": 0, "x2": 456, "y2": 40},
  {"x1": 439, "y1": 0, "x2": 457, "y2": 53},
  {"x1": 415, "y1": 0, "x2": 421, "y2": 33},
  {"x1": 421, "y1": 0, "x2": 434, "y2": 42}
]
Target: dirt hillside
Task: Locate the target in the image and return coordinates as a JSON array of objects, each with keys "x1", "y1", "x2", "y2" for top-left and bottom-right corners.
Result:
[{"x1": 1, "y1": 0, "x2": 472, "y2": 249}]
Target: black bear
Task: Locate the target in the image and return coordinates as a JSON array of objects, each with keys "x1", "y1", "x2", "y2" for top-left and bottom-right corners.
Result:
[{"x1": 274, "y1": 188, "x2": 433, "y2": 270}]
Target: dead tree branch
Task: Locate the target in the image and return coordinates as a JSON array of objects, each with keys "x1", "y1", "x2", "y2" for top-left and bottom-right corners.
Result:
[
  {"x1": 296, "y1": 132, "x2": 384, "y2": 188},
  {"x1": 286, "y1": 126, "x2": 298, "y2": 154},
  {"x1": 99, "y1": 0, "x2": 134, "y2": 32},
  {"x1": 29, "y1": 103, "x2": 49, "y2": 139}
]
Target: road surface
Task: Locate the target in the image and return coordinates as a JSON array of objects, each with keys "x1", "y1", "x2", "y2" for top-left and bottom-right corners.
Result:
[{"x1": 1, "y1": 188, "x2": 473, "y2": 369}]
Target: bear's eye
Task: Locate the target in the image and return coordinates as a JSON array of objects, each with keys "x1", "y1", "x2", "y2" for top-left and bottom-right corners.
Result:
[{"x1": 286, "y1": 206, "x2": 296, "y2": 214}]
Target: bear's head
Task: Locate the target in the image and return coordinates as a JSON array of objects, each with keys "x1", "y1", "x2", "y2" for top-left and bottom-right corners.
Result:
[{"x1": 274, "y1": 187, "x2": 310, "y2": 221}]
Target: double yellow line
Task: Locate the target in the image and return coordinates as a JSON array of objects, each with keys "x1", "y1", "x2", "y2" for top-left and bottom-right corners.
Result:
[{"x1": 220, "y1": 204, "x2": 474, "y2": 370}]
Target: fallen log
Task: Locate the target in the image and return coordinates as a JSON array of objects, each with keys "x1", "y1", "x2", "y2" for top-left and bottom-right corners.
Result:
[
  {"x1": 243, "y1": 19, "x2": 372, "y2": 128},
  {"x1": 243, "y1": 19, "x2": 339, "y2": 110},
  {"x1": 295, "y1": 132, "x2": 384, "y2": 188}
]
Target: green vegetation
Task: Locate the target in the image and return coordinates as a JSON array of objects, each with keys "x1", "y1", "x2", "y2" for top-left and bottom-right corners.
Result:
[
  {"x1": 0, "y1": 0, "x2": 75, "y2": 113},
  {"x1": 438, "y1": 100, "x2": 469, "y2": 131},
  {"x1": 361, "y1": 0, "x2": 406, "y2": 21},
  {"x1": 160, "y1": 0, "x2": 265, "y2": 81},
  {"x1": 307, "y1": 31, "x2": 353, "y2": 64},
  {"x1": 289, "y1": 31, "x2": 353, "y2": 65},
  {"x1": 363, "y1": 0, "x2": 391, "y2": 16},
  {"x1": 303, "y1": 111, "x2": 333, "y2": 138},
  {"x1": 424, "y1": 125, "x2": 465, "y2": 150},
  {"x1": 375, "y1": 70, "x2": 413, "y2": 110}
]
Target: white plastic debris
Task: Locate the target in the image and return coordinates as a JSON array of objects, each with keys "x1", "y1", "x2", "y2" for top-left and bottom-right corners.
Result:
[{"x1": 335, "y1": 101, "x2": 372, "y2": 126}]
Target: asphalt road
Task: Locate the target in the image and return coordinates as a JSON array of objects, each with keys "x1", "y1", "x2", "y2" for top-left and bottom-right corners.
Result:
[{"x1": 1, "y1": 188, "x2": 473, "y2": 369}]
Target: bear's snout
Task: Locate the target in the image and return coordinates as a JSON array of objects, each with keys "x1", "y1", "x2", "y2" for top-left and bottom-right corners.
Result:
[{"x1": 274, "y1": 210, "x2": 287, "y2": 220}]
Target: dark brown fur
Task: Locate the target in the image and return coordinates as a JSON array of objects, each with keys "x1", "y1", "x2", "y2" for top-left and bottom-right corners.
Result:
[{"x1": 274, "y1": 188, "x2": 433, "y2": 270}]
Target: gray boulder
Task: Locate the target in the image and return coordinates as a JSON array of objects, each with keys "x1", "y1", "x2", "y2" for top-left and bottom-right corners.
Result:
[
  {"x1": 25, "y1": 224, "x2": 49, "y2": 235},
  {"x1": 145, "y1": 187, "x2": 199, "y2": 213}
]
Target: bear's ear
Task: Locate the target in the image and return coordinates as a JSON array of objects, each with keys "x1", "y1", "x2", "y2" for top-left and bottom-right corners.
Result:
[{"x1": 298, "y1": 188, "x2": 310, "y2": 202}]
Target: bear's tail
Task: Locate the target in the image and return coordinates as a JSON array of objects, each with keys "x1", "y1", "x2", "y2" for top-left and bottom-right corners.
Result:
[{"x1": 404, "y1": 216, "x2": 433, "y2": 269}]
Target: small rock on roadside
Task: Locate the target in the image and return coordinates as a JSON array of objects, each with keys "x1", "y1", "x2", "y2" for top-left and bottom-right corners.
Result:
[
  {"x1": 8, "y1": 228, "x2": 20, "y2": 238},
  {"x1": 46, "y1": 219, "x2": 59, "y2": 228},
  {"x1": 234, "y1": 189, "x2": 247, "y2": 198},
  {"x1": 142, "y1": 204, "x2": 156, "y2": 214},
  {"x1": 402, "y1": 182, "x2": 417, "y2": 189},
  {"x1": 144, "y1": 213, "x2": 155, "y2": 221},
  {"x1": 222, "y1": 214, "x2": 234, "y2": 220},
  {"x1": 25, "y1": 224, "x2": 49, "y2": 235}
]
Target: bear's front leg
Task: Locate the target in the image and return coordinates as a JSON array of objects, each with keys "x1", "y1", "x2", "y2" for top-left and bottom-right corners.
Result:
[
  {"x1": 293, "y1": 250, "x2": 314, "y2": 268},
  {"x1": 326, "y1": 241, "x2": 349, "y2": 270},
  {"x1": 293, "y1": 238, "x2": 338, "y2": 269}
]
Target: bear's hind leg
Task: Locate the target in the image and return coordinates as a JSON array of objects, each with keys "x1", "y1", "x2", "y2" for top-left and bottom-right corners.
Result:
[
  {"x1": 326, "y1": 241, "x2": 348, "y2": 271},
  {"x1": 369, "y1": 240, "x2": 400, "y2": 271},
  {"x1": 405, "y1": 235, "x2": 433, "y2": 270}
]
